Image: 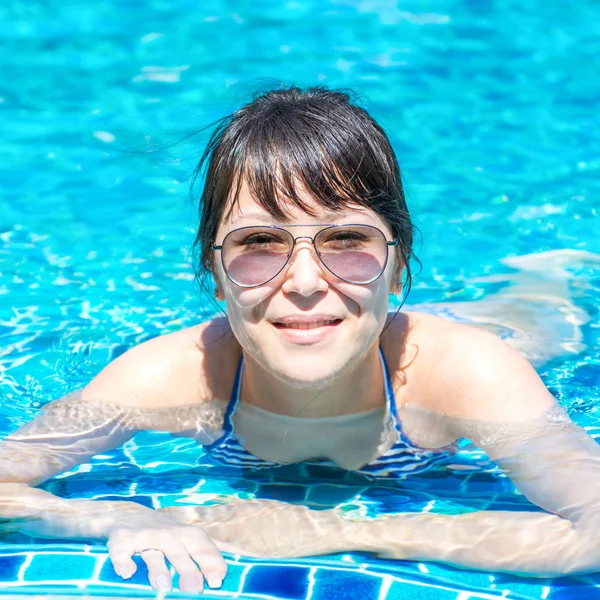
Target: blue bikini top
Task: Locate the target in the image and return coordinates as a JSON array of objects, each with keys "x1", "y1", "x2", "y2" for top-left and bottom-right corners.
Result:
[{"x1": 204, "y1": 349, "x2": 490, "y2": 479}]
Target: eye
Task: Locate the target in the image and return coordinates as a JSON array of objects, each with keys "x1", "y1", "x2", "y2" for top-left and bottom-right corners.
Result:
[
  {"x1": 320, "y1": 230, "x2": 369, "y2": 250},
  {"x1": 239, "y1": 232, "x2": 289, "y2": 250}
]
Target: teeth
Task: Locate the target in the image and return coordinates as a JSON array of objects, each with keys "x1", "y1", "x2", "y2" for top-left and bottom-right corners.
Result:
[{"x1": 279, "y1": 320, "x2": 338, "y2": 330}]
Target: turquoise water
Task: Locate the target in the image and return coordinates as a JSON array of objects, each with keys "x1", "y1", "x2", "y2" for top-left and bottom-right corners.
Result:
[{"x1": 1, "y1": 0, "x2": 600, "y2": 598}]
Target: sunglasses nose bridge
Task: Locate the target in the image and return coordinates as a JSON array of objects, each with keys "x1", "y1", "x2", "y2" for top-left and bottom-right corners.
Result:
[
  {"x1": 292, "y1": 235, "x2": 316, "y2": 244},
  {"x1": 284, "y1": 235, "x2": 323, "y2": 272},
  {"x1": 289, "y1": 235, "x2": 317, "y2": 255}
]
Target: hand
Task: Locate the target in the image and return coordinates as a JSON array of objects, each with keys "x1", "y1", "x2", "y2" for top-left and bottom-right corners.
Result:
[
  {"x1": 161, "y1": 499, "x2": 357, "y2": 559},
  {"x1": 106, "y1": 507, "x2": 227, "y2": 594}
]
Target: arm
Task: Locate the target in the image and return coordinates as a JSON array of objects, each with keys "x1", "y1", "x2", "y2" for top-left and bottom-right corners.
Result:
[
  {"x1": 397, "y1": 328, "x2": 600, "y2": 576},
  {"x1": 0, "y1": 389, "x2": 143, "y2": 539},
  {"x1": 177, "y1": 329, "x2": 600, "y2": 576},
  {"x1": 1, "y1": 325, "x2": 231, "y2": 591},
  {"x1": 362, "y1": 408, "x2": 600, "y2": 576}
]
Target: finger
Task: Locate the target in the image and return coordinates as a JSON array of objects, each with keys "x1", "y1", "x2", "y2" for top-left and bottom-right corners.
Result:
[
  {"x1": 140, "y1": 549, "x2": 172, "y2": 592},
  {"x1": 161, "y1": 545, "x2": 205, "y2": 593},
  {"x1": 106, "y1": 538, "x2": 137, "y2": 580},
  {"x1": 183, "y1": 531, "x2": 228, "y2": 589}
]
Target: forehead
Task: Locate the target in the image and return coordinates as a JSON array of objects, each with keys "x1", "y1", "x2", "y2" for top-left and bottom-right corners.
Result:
[{"x1": 222, "y1": 180, "x2": 387, "y2": 229}]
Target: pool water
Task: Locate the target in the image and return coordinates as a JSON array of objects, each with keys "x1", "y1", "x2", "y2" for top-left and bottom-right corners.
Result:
[{"x1": 1, "y1": 0, "x2": 600, "y2": 598}]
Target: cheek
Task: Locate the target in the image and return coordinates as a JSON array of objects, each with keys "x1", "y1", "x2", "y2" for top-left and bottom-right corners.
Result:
[
  {"x1": 221, "y1": 282, "x2": 279, "y2": 349},
  {"x1": 224, "y1": 282, "x2": 278, "y2": 314},
  {"x1": 335, "y1": 276, "x2": 391, "y2": 319}
]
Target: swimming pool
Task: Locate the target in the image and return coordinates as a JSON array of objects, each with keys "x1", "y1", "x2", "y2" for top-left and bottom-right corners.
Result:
[{"x1": 1, "y1": 0, "x2": 600, "y2": 598}]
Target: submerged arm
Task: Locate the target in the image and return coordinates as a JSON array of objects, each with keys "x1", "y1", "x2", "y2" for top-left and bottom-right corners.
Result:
[
  {"x1": 0, "y1": 389, "x2": 143, "y2": 539},
  {"x1": 174, "y1": 329, "x2": 600, "y2": 576},
  {"x1": 370, "y1": 326, "x2": 600, "y2": 575},
  {"x1": 0, "y1": 325, "x2": 234, "y2": 592},
  {"x1": 361, "y1": 409, "x2": 600, "y2": 576},
  {"x1": 171, "y1": 412, "x2": 600, "y2": 576},
  {"x1": 0, "y1": 389, "x2": 228, "y2": 591}
]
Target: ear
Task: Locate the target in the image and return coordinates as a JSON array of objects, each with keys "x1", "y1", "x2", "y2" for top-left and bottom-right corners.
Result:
[
  {"x1": 210, "y1": 251, "x2": 226, "y2": 302},
  {"x1": 212, "y1": 276, "x2": 225, "y2": 302},
  {"x1": 391, "y1": 264, "x2": 404, "y2": 296},
  {"x1": 211, "y1": 269, "x2": 226, "y2": 302}
]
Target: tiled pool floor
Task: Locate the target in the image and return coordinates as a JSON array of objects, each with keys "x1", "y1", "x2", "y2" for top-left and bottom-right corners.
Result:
[{"x1": 2, "y1": 545, "x2": 600, "y2": 600}]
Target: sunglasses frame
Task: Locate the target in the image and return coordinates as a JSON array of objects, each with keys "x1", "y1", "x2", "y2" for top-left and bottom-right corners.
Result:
[{"x1": 212, "y1": 224, "x2": 399, "y2": 288}]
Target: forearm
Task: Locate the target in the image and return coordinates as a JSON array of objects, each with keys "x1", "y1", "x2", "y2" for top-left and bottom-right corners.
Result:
[
  {"x1": 163, "y1": 498, "x2": 597, "y2": 575},
  {"x1": 357, "y1": 510, "x2": 598, "y2": 577},
  {"x1": 0, "y1": 482, "x2": 154, "y2": 541}
]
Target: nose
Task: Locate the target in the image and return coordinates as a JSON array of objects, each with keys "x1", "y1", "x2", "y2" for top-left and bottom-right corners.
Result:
[{"x1": 281, "y1": 240, "x2": 329, "y2": 297}]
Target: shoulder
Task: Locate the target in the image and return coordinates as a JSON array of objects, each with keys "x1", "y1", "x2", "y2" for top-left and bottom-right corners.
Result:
[
  {"x1": 82, "y1": 317, "x2": 241, "y2": 409},
  {"x1": 381, "y1": 309, "x2": 555, "y2": 422}
]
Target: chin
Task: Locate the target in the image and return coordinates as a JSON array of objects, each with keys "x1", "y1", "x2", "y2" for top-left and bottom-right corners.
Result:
[{"x1": 265, "y1": 345, "x2": 356, "y2": 388}]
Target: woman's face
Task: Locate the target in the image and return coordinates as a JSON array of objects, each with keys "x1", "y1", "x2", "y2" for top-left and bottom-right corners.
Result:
[{"x1": 213, "y1": 182, "x2": 400, "y2": 387}]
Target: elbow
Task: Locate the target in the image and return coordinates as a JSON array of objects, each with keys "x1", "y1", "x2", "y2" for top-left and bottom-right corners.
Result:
[{"x1": 551, "y1": 529, "x2": 600, "y2": 577}]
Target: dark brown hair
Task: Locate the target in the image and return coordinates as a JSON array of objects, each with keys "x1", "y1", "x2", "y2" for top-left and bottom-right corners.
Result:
[{"x1": 191, "y1": 85, "x2": 419, "y2": 302}]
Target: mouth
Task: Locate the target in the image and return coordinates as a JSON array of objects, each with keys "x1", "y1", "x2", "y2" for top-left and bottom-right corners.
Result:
[
  {"x1": 273, "y1": 319, "x2": 342, "y2": 330},
  {"x1": 271, "y1": 317, "x2": 344, "y2": 345}
]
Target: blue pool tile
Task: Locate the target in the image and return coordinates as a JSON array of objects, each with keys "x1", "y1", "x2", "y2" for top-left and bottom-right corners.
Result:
[
  {"x1": 312, "y1": 568, "x2": 381, "y2": 600},
  {"x1": 255, "y1": 483, "x2": 308, "y2": 503},
  {"x1": 98, "y1": 556, "x2": 124, "y2": 584},
  {"x1": 360, "y1": 485, "x2": 402, "y2": 499},
  {"x1": 548, "y1": 582, "x2": 600, "y2": 600},
  {"x1": 98, "y1": 554, "x2": 151, "y2": 587},
  {"x1": 306, "y1": 484, "x2": 357, "y2": 505},
  {"x1": 385, "y1": 580, "x2": 461, "y2": 600},
  {"x1": 243, "y1": 565, "x2": 309, "y2": 599},
  {"x1": 0, "y1": 554, "x2": 26, "y2": 581},
  {"x1": 10, "y1": 584, "x2": 82, "y2": 591},
  {"x1": 231, "y1": 479, "x2": 260, "y2": 493},
  {"x1": 94, "y1": 494, "x2": 155, "y2": 509},
  {"x1": 215, "y1": 561, "x2": 246, "y2": 594},
  {"x1": 304, "y1": 464, "x2": 358, "y2": 481},
  {"x1": 24, "y1": 553, "x2": 97, "y2": 582}
]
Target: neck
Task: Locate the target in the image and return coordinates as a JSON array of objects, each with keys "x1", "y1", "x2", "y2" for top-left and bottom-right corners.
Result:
[{"x1": 240, "y1": 346, "x2": 385, "y2": 418}]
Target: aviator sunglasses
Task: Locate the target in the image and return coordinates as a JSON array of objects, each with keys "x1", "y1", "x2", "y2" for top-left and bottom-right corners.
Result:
[{"x1": 212, "y1": 224, "x2": 398, "y2": 288}]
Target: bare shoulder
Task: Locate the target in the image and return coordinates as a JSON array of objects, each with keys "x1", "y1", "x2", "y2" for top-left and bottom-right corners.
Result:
[
  {"x1": 381, "y1": 309, "x2": 555, "y2": 422},
  {"x1": 82, "y1": 317, "x2": 241, "y2": 409}
]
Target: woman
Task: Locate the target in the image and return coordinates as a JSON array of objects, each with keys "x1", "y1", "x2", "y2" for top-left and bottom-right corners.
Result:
[{"x1": 1, "y1": 86, "x2": 600, "y2": 595}]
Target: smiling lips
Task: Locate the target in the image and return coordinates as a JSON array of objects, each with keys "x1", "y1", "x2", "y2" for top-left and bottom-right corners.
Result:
[
  {"x1": 271, "y1": 316, "x2": 343, "y2": 343},
  {"x1": 274, "y1": 319, "x2": 341, "y2": 330}
]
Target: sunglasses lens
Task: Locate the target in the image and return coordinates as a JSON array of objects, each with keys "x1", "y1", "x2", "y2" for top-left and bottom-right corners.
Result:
[
  {"x1": 316, "y1": 225, "x2": 388, "y2": 284},
  {"x1": 221, "y1": 227, "x2": 293, "y2": 287}
]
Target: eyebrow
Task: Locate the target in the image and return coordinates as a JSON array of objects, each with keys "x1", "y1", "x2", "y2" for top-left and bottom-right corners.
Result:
[{"x1": 232, "y1": 210, "x2": 364, "y2": 225}]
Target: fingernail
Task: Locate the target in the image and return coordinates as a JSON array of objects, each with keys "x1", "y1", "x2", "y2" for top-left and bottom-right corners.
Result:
[
  {"x1": 156, "y1": 574, "x2": 171, "y2": 592},
  {"x1": 207, "y1": 576, "x2": 223, "y2": 588},
  {"x1": 120, "y1": 568, "x2": 134, "y2": 580}
]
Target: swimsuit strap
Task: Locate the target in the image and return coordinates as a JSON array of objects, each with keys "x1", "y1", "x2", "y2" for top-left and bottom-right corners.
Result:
[
  {"x1": 224, "y1": 348, "x2": 397, "y2": 425},
  {"x1": 221, "y1": 353, "x2": 244, "y2": 435},
  {"x1": 378, "y1": 347, "x2": 399, "y2": 421}
]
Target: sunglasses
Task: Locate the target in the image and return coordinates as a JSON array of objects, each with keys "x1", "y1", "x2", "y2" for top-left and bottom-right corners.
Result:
[{"x1": 212, "y1": 224, "x2": 398, "y2": 288}]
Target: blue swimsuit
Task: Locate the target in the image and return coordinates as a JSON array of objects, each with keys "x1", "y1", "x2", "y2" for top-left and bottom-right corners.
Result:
[{"x1": 204, "y1": 349, "x2": 492, "y2": 479}]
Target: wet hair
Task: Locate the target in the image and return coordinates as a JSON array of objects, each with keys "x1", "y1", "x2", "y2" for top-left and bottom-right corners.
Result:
[{"x1": 191, "y1": 85, "x2": 419, "y2": 303}]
